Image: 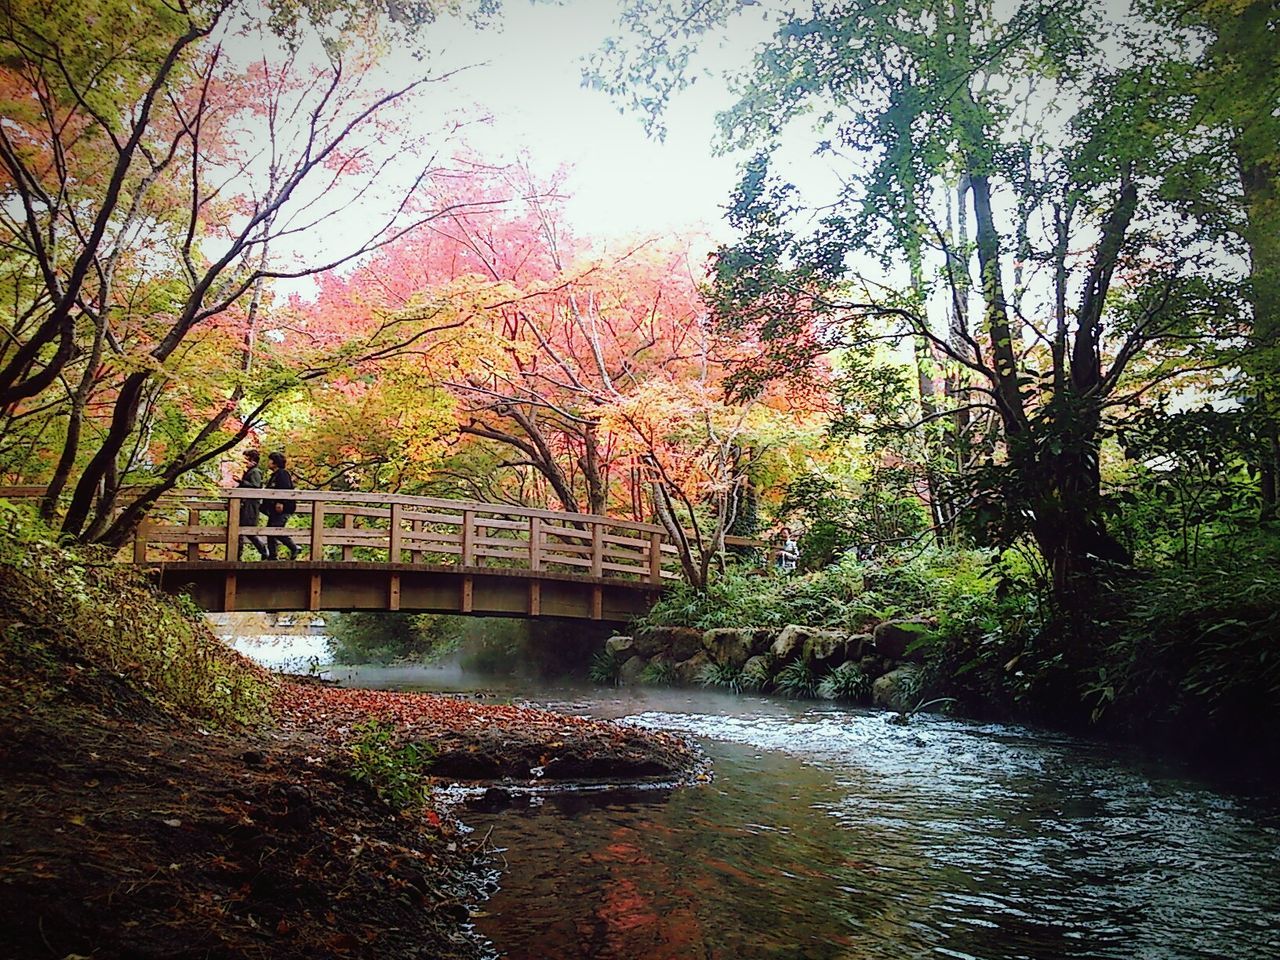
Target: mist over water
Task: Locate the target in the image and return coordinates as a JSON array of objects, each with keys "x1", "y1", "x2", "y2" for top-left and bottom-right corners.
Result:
[{"x1": 333, "y1": 666, "x2": 1280, "y2": 960}]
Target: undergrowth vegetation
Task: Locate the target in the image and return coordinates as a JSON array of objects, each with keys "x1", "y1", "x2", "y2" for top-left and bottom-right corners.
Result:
[
  {"x1": 639, "y1": 534, "x2": 1280, "y2": 755},
  {"x1": 0, "y1": 500, "x2": 272, "y2": 725},
  {"x1": 347, "y1": 718, "x2": 436, "y2": 809}
]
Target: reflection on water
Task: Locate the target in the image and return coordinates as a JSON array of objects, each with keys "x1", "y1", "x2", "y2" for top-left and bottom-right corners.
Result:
[{"x1": 336, "y1": 666, "x2": 1280, "y2": 960}]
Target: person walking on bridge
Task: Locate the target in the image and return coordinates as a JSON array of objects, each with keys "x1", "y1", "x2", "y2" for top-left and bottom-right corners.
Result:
[
  {"x1": 264, "y1": 451, "x2": 299, "y2": 561},
  {"x1": 236, "y1": 450, "x2": 270, "y2": 561}
]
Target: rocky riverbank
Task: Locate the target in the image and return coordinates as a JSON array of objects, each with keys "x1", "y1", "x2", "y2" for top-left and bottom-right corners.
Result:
[{"x1": 605, "y1": 619, "x2": 936, "y2": 710}]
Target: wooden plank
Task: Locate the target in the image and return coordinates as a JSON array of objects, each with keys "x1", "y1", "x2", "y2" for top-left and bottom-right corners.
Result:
[
  {"x1": 461, "y1": 510, "x2": 475, "y2": 566},
  {"x1": 601, "y1": 532, "x2": 650, "y2": 550},
  {"x1": 529, "y1": 579, "x2": 541, "y2": 616},
  {"x1": 133, "y1": 522, "x2": 149, "y2": 564},
  {"x1": 461, "y1": 574, "x2": 473, "y2": 613},
  {"x1": 224, "y1": 573, "x2": 237, "y2": 612},
  {"x1": 388, "y1": 573, "x2": 401, "y2": 611},
  {"x1": 309, "y1": 500, "x2": 325, "y2": 561},
  {"x1": 309, "y1": 574, "x2": 321, "y2": 611},
  {"x1": 471, "y1": 534, "x2": 532, "y2": 549},
  {"x1": 529, "y1": 517, "x2": 542, "y2": 572},
  {"x1": 591, "y1": 585, "x2": 603, "y2": 620},
  {"x1": 650, "y1": 533, "x2": 663, "y2": 585},
  {"x1": 412, "y1": 519, "x2": 423, "y2": 564},
  {"x1": 389, "y1": 502, "x2": 403, "y2": 563}
]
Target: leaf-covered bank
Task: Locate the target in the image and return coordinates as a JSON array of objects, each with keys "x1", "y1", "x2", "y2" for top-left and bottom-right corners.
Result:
[{"x1": 0, "y1": 507, "x2": 702, "y2": 958}]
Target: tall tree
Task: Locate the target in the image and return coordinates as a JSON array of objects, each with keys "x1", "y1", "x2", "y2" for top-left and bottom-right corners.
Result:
[
  {"x1": 593, "y1": 0, "x2": 1255, "y2": 622},
  {"x1": 0, "y1": 0, "x2": 501, "y2": 544}
]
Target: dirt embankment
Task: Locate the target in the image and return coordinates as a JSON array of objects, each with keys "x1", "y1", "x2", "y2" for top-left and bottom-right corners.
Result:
[{"x1": 0, "y1": 678, "x2": 702, "y2": 960}]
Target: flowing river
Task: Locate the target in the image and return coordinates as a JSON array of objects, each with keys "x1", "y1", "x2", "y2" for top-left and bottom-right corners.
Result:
[{"x1": 332, "y1": 666, "x2": 1280, "y2": 960}]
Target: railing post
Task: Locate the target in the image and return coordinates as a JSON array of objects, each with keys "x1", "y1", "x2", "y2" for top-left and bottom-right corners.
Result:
[
  {"x1": 461, "y1": 509, "x2": 475, "y2": 566},
  {"x1": 133, "y1": 522, "x2": 150, "y2": 564},
  {"x1": 389, "y1": 502, "x2": 403, "y2": 563},
  {"x1": 591, "y1": 521, "x2": 604, "y2": 579},
  {"x1": 649, "y1": 532, "x2": 663, "y2": 585},
  {"x1": 529, "y1": 516, "x2": 542, "y2": 572},
  {"x1": 342, "y1": 512, "x2": 354, "y2": 562},
  {"x1": 187, "y1": 507, "x2": 201, "y2": 561},
  {"x1": 309, "y1": 499, "x2": 325, "y2": 561},
  {"x1": 225, "y1": 494, "x2": 240, "y2": 562}
]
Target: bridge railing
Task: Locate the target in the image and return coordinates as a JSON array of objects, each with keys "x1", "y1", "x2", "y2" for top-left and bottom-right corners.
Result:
[
  {"x1": 137, "y1": 488, "x2": 698, "y2": 584},
  {"x1": 1, "y1": 486, "x2": 769, "y2": 585}
]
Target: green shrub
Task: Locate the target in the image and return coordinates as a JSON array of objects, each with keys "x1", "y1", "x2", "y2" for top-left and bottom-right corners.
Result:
[
  {"x1": 774, "y1": 659, "x2": 818, "y2": 699},
  {"x1": 0, "y1": 500, "x2": 272, "y2": 725},
  {"x1": 347, "y1": 719, "x2": 434, "y2": 809},
  {"x1": 696, "y1": 660, "x2": 745, "y2": 693},
  {"x1": 818, "y1": 662, "x2": 871, "y2": 702},
  {"x1": 1090, "y1": 537, "x2": 1280, "y2": 739}
]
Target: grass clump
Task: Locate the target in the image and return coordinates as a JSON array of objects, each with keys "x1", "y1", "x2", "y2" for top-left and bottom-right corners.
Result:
[
  {"x1": 0, "y1": 500, "x2": 272, "y2": 725},
  {"x1": 818, "y1": 662, "x2": 872, "y2": 702},
  {"x1": 588, "y1": 648, "x2": 622, "y2": 685},
  {"x1": 741, "y1": 655, "x2": 774, "y2": 692},
  {"x1": 639, "y1": 659, "x2": 678, "y2": 685},
  {"x1": 696, "y1": 661, "x2": 745, "y2": 693},
  {"x1": 774, "y1": 659, "x2": 819, "y2": 699}
]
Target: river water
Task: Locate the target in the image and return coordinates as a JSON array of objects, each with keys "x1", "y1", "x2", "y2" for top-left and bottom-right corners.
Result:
[{"x1": 332, "y1": 666, "x2": 1280, "y2": 960}]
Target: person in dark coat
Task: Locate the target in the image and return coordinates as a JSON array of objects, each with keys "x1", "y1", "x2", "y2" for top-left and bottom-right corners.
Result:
[
  {"x1": 237, "y1": 449, "x2": 269, "y2": 560},
  {"x1": 264, "y1": 451, "x2": 299, "y2": 560}
]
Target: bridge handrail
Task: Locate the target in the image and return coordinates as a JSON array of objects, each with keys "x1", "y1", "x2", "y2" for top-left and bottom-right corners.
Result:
[{"x1": 1, "y1": 486, "x2": 769, "y2": 585}]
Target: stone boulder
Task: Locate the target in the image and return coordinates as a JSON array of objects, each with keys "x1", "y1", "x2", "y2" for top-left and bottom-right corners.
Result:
[
  {"x1": 673, "y1": 651, "x2": 712, "y2": 686},
  {"x1": 605, "y1": 635, "x2": 634, "y2": 658},
  {"x1": 619, "y1": 655, "x2": 648, "y2": 686},
  {"x1": 873, "y1": 619, "x2": 934, "y2": 662},
  {"x1": 872, "y1": 665, "x2": 922, "y2": 711},
  {"x1": 847, "y1": 633, "x2": 874, "y2": 659},
  {"x1": 702, "y1": 628, "x2": 756, "y2": 669},
  {"x1": 801, "y1": 629, "x2": 852, "y2": 670},
  {"x1": 635, "y1": 626, "x2": 702, "y2": 661},
  {"x1": 741, "y1": 654, "x2": 774, "y2": 690},
  {"x1": 769, "y1": 624, "x2": 811, "y2": 662}
]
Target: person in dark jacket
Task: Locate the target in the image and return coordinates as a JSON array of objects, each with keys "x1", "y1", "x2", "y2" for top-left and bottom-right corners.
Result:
[
  {"x1": 264, "y1": 451, "x2": 299, "y2": 560},
  {"x1": 237, "y1": 449, "x2": 269, "y2": 560}
]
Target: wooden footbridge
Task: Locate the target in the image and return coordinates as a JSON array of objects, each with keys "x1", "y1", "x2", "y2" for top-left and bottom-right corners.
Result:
[{"x1": 8, "y1": 488, "x2": 761, "y2": 623}]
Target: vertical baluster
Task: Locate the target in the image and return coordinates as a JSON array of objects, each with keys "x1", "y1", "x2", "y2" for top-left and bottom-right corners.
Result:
[{"x1": 649, "y1": 532, "x2": 663, "y2": 585}]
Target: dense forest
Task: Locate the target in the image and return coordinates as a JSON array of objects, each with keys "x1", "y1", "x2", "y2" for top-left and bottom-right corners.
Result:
[{"x1": 1, "y1": 0, "x2": 1277, "y2": 755}]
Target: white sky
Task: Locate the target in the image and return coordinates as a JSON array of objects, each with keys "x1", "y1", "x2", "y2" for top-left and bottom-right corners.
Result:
[{"x1": 380, "y1": 0, "x2": 775, "y2": 240}]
